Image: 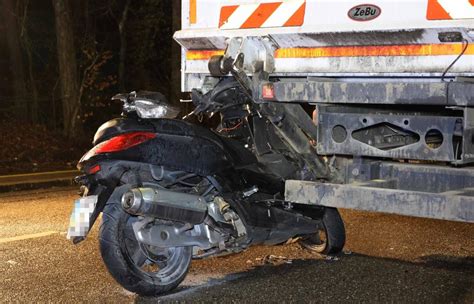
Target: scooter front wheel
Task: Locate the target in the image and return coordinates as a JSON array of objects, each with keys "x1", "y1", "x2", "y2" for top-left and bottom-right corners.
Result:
[
  {"x1": 299, "y1": 207, "x2": 346, "y2": 255},
  {"x1": 99, "y1": 186, "x2": 192, "y2": 296}
]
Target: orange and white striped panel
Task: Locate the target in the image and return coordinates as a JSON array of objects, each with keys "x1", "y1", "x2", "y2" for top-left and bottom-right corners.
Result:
[
  {"x1": 427, "y1": 0, "x2": 474, "y2": 20},
  {"x1": 186, "y1": 43, "x2": 474, "y2": 61},
  {"x1": 219, "y1": 0, "x2": 306, "y2": 29}
]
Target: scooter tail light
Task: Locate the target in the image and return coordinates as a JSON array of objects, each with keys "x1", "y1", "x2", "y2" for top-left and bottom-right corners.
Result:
[
  {"x1": 80, "y1": 131, "x2": 156, "y2": 164},
  {"x1": 94, "y1": 132, "x2": 156, "y2": 153}
]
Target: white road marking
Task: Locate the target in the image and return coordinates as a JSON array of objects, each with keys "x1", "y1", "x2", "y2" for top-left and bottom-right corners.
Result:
[{"x1": 0, "y1": 231, "x2": 59, "y2": 244}]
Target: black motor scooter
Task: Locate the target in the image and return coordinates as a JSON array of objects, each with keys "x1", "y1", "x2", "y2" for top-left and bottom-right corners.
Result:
[{"x1": 67, "y1": 86, "x2": 345, "y2": 296}]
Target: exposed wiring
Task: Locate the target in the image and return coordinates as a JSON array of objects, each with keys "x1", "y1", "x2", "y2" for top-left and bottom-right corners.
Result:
[
  {"x1": 441, "y1": 39, "x2": 469, "y2": 81},
  {"x1": 164, "y1": 173, "x2": 198, "y2": 187},
  {"x1": 219, "y1": 120, "x2": 243, "y2": 132},
  {"x1": 201, "y1": 184, "x2": 215, "y2": 197}
]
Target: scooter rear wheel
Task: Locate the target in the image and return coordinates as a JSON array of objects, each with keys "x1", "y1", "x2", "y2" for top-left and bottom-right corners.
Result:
[{"x1": 99, "y1": 185, "x2": 192, "y2": 296}]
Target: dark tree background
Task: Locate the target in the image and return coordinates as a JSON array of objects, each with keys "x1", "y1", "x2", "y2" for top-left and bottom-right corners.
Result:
[{"x1": 0, "y1": 0, "x2": 180, "y2": 138}]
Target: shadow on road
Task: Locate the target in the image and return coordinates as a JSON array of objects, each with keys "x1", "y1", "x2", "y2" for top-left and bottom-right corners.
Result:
[
  {"x1": 137, "y1": 253, "x2": 474, "y2": 303},
  {"x1": 418, "y1": 254, "x2": 474, "y2": 272}
]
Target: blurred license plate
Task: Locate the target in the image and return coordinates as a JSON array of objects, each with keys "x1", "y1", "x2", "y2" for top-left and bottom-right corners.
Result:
[{"x1": 66, "y1": 195, "x2": 98, "y2": 239}]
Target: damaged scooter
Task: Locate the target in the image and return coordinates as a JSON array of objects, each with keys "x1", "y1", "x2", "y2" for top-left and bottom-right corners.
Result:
[{"x1": 67, "y1": 81, "x2": 345, "y2": 296}]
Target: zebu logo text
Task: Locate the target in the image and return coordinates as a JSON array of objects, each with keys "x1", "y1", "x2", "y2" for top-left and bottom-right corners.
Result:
[{"x1": 348, "y1": 4, "x2": 381, "y2": 21}]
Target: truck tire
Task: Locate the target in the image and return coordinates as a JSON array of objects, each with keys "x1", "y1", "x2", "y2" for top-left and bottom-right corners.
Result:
[
  {"x1": 99, "y1": 186, "x2": 191, "y2": 296},
  {"x1": 300, "y1": 207, "x2": 346, "y2": 255}
]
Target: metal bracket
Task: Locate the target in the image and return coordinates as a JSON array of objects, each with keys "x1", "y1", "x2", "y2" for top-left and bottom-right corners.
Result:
[
  {"x1": 224, "y1": 36, "x2": 276, "y2": 75},
  {"x1": 285, "y1": 161, "x2": 474, "y2": 223}
]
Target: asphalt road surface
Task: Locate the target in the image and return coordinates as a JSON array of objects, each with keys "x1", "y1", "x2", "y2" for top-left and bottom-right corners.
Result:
[{"x1": 0, "y1": 187, "x2": 473, "y2": 303}]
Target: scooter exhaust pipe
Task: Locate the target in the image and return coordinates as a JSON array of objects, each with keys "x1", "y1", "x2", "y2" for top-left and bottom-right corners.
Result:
[{"x1": 121, "y1": 188, "x2": 208, "y2": 225}]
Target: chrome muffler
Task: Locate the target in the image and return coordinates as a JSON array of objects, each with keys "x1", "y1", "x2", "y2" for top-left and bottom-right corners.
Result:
[{"x1": 121, "y1": 188, "x2": 208, "y2": 225}]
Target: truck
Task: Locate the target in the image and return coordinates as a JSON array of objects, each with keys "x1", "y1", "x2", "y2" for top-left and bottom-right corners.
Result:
[{"x1": 174, "y1": 0, "x2": 474, "y2": 223}]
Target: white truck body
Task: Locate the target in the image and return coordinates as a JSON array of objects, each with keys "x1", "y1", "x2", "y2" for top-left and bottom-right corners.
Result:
[
  {"x1": 174, "y1": 0, "x2": 474, "y2": 92},
  {"x1": 173, "y1": 1, "x2": 474, "y2": 223}
]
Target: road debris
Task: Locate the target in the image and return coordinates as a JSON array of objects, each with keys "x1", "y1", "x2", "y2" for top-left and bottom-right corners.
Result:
[
  {"x1": 325, "y1": 255, "x2": 340, "y2": 262},
  {"x1": 256, "y1": 255, "x2": 293, "y2": 265}
]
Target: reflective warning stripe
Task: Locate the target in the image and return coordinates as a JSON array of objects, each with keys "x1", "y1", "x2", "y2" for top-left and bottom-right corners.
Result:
[
  {"x1": 275, "y1": 43, "x2": 474, "y2": 58},
  {"x1": 427, "y1": 0, "x2": 474, "y2": 20},
  {"x1": 186, "y1": 43, "x2": 474, "y2": 60},
  {"x1": 219, "y1": 0, "x2": 305, "y2": 29},
  {"x1": 187, "y1": 50, "x2": 224, "y2": 60},
  {"x1": 190, "y1": 0, "x2": 197, "y2": 24}
]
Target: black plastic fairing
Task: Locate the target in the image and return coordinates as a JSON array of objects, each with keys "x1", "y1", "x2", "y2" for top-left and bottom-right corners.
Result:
[{"x1": 83, "y1": 118, "x2": 258, "y2": 177}]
